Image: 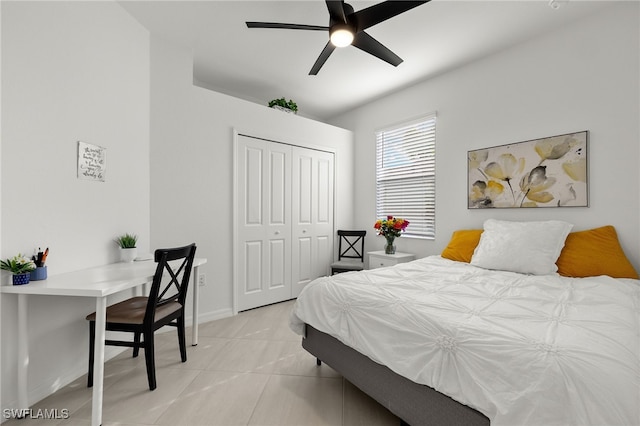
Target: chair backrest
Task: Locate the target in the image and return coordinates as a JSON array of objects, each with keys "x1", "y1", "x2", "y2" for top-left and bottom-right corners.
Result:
[
  {"x1": 337, "y1": 230, "x2": 366, "y2": 262},
  {"x1": 144, "y1": 243, "x2": 197, "y2": 324}
]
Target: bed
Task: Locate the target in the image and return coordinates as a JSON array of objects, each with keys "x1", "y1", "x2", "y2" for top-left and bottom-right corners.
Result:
[{"x1": 289, "y1": 221, "x2": 640, "y2": 425}]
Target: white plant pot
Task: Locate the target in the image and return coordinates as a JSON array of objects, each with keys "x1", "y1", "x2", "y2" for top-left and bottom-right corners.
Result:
[
  {"x1": 119, "y1": 247, "x2": 137, "y2": 263},
  {"x1": 271, "y1": 105, "x2": 296, "y2": 114}
]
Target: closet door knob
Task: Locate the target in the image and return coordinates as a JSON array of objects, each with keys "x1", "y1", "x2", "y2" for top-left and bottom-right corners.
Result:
[
  {"x1": 274, "y1": 231, "x2": 280, "y2": 235},
  {"x1": 302, "y1": 229, "x2": 307, "y2": 233}
]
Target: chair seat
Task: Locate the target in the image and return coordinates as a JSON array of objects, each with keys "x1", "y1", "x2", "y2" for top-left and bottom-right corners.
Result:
[
  {"x1": 330, "y1": 260, "x2": 364, "y2": 271},
  {"x1": 86, "y1": 296, "x2": 181, "y2": 324}
]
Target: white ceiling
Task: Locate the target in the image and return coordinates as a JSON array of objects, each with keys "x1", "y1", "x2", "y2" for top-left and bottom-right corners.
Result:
[{"x1": 119, "y1": 0, "x2": 612, "y2": 121}]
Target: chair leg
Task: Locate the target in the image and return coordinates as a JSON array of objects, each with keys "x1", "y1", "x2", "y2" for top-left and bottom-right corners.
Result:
[
  {"x1": 143, "y1": 329, "x2": 157, "y2": 391},
  {"x1": 177, "y1": 315, "x2": 187, "y2": 363},
  {"x1": 87, "y1": 321, "x2": 95, "y2": 388},
  {"x1": 133, "y1": 331, "x2": 141, "y2": 358}
]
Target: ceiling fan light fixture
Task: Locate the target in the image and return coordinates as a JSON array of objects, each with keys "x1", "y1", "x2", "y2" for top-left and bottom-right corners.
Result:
[{"x1": 330, "y1": 25, "x2": 354, "y2": 48}]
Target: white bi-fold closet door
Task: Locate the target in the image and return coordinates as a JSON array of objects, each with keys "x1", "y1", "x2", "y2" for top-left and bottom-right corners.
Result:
[{"x1": 234, "y1": 134, "x2": 334, "y2": 312}]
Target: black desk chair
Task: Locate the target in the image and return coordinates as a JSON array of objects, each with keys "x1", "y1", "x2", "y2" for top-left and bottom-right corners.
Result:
[
  {"x1": 330, "y1": 230, "x2": 366, "y2": 275},
  {"x1": 86, "y1": 243, "x2": 197, "y2": 391}
]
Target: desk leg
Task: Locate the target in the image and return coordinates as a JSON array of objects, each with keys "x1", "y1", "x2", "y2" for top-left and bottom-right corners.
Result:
[
  {"x1": 91, "y1": 297, "x2": 107, "y2": 426},
  {"x1": 17, "y1": 294, "x2": 29, "y2": 412},
  {"x1": 191, "y1": 265, "x2": 199, "y2": 346}
]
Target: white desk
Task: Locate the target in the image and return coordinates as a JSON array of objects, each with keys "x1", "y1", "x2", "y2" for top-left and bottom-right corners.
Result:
[{"x1": 0, "y1": 258, "x2": 207, "y2": 426}]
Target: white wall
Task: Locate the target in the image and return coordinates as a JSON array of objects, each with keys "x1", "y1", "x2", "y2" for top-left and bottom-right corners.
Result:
[
  {"x1": 0, "y1": 2, "x2": 352, "y2": 412},
  {"x1": 150, "y1": 36, "x2": 354, "y2": 320},
  {"x1": 330, "y1": 2, "x2": 640, "y2": 270},
  {"x1": 1, "y1": 1, "x2": 150, "y2": 411}
]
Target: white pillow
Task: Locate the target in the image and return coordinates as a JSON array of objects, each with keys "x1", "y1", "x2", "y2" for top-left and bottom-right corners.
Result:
[{"x1": 470, "y1": 219, "x2": 573, "y2": 275}]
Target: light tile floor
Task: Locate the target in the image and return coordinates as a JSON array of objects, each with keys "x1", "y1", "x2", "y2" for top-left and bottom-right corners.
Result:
[{"x1": 4, "y1": 300, "x2": 399, "y2": 425}]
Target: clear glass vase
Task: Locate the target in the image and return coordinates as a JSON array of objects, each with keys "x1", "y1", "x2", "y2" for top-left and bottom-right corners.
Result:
[{"x1": 384, "y1": 236, "x2": 396, "y2": 255}]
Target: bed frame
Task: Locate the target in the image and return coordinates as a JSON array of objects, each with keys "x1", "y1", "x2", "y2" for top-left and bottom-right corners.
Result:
[{"x1": 302, "y1": 324, "x2": 490, "y2": 426}]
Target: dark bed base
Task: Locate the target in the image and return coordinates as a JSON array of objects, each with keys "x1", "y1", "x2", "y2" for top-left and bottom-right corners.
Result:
[{"x1": 302, "y1": 324, "x2": 490, "y2": 426}]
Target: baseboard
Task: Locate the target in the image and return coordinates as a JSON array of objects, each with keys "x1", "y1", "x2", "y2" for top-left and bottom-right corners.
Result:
[{"x1": 190, "y1": 307, "x2": 234, "y2": 325}]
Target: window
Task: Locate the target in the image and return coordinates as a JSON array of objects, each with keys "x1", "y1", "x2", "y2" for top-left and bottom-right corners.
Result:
[{"x1": 376, "y1": 114, "x2": 436, "y2": 239}]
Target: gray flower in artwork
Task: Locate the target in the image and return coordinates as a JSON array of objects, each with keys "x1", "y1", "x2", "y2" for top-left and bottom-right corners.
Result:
[
  {"x1": 519, "y1": 166, "x2": 557, "y2": 206},
  {"x1": 469, "y1": 181, "x2": 492, "y2": 208},
  {"x1": 535, "y1": 137, "x2": 573, "y2": 162},
  {"x1": 469, "y1": 180, "x2": 506, "y2": 208}
]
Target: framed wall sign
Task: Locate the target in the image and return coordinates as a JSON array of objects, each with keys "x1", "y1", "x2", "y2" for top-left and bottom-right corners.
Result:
[
  {"x1": 77, "y1": 141, "x2": 106, "y2": 182},
  {"x1": 468, "y1": 131, "x2": 588, "y2": 208}
]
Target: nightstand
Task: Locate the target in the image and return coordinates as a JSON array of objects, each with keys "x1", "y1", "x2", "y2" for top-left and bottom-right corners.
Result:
[{"x1": 368, "y1": 251, "x2": 415, "y2": 270}]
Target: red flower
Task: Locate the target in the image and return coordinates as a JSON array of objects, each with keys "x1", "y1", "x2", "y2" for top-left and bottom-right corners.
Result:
[{"x1": 374, "y1": 216, "x2": 409, "y2": 238}]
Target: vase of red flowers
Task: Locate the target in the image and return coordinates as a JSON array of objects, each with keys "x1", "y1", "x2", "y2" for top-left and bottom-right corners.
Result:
[{"x1": 374, "y1": 216, "x2": 410, "y2": 255}]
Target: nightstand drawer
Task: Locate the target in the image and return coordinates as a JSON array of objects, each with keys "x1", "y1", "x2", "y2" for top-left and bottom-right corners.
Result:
[
  {"x1": 368, "y1": 251, "x2": 415, "y2": 270},
  {"x1": 369, "y1": 256, "x2": 399, "y2": 269}
]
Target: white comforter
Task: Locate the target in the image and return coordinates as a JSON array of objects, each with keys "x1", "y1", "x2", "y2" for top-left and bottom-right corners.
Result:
[{"x1": 290, "y1": 256, "x2": 640, "y2": 426}]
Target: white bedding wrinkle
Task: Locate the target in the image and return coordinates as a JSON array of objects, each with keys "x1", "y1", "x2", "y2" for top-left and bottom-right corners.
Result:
[{"x1": 290, "y1": 256, "x2": 640, "y2": 426}]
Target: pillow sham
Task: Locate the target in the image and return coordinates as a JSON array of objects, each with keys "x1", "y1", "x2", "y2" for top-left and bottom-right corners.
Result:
[
  {"x1": 441, "y1": 229, "x2": 483, "y2": 263},
  {"x1": 470, "y1": 219, "x2": 573, "y2": 275},
  {"x1": 556, "y1": 225, "x2": 638, "y2": 279}
]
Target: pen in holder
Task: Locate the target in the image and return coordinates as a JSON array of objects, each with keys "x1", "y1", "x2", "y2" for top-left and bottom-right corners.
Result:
[
  {"x1": 30, "y1": 266, "x2": 47, "y2": 281},
  {"x1": 30, "y1": 247, "x2": 49, "y2": 281}
]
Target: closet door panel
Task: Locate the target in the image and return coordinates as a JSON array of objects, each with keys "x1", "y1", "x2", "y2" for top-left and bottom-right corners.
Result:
[
  {"x1": 270, "y1": 151, "x2": 287, "y2": 225},
  {"x1": 244, "y1": 241, "x2": 262, "y2": 293},
  {"x1": 237, "y1": 135, "x2": 291, "y2": 311},
  {"x1": 317, "y1": 157, "x2": 331, "y2": 224},
  {"x1": 315, "y1": 235, "x2": 330, "y2": 279},
  {"x1": 292, "y1": 147, "x2": 334, "y2": 297},
  {"x1": 296, "y1": 155, "x2": 312, "y2": 225},
  {"x1": 313, "y1": 152, "x2": 334, "y2": 283},
  {"x1": 296, "y1": 237, "x2": 312, "y2": 283}
]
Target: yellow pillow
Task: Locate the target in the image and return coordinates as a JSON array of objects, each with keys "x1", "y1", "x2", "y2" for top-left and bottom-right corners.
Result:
[
  {"x1": 556, "y1": 226, "x2": 638, "y2": 279},
  {"x1": 441, "y1": 229, "x2": 483, "y2": 263}
]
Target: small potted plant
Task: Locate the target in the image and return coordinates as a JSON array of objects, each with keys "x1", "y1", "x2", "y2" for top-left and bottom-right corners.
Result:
[
  {"x1": 115, "y1": 233, "x2": 138, "y2": 262},
  {"x1": 1, "y1": 253, "x2": 37, "y2": 285},
  {"x1": 268, "y1": 97, "x2": 298, "y2": 114}
]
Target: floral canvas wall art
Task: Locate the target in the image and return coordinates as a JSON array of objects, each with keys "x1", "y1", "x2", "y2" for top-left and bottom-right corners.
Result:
[{"x1": 468, "y1": 131, "x2": 588, "y2": 208}]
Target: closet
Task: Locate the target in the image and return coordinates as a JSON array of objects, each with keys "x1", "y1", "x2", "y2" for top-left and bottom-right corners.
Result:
[{"x1": 234, "y1": 134, "x2": 334, "y2": 312}]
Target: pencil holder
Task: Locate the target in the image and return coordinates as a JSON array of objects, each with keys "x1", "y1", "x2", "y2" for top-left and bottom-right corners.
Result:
[{"x1": 30, "y1": 266, "x2": 47, "y2": 281}]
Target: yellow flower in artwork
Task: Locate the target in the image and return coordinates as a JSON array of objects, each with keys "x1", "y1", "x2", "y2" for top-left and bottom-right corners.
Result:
[
  {"x1": 484, "y1": 153, "x2": 525, "y2": 181},
  {"x1": 563, "y1": 158, "x2": 587, "y2": 182},
  {"x1": 535, "y1": 136, "x2": 575, "y2": 161},
  {"x1": 483, "y1": 153, "x2": 525, "y2": 204},
  {"x1": 468, "y1": 150, "x2": 488, "y2": 170},
  {"x1": 485, "y1": 180, "x2": 505, "y2": 197}
]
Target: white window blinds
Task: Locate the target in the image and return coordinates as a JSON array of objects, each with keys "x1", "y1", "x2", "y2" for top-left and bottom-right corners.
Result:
[{"x1": 376, "y1": 114, "x2": 436, "y2": 239}]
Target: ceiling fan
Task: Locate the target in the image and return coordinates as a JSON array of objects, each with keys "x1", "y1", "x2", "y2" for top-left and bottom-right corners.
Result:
[{"x1": 246, "y1": 1, "x2": 430, "y2": 75}]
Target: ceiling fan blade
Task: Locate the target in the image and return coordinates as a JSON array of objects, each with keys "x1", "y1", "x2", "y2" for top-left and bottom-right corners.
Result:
[
  {"x1": 352, "y1": 31, "x2": 402, "y2": 67},
  {"x1": 309, "y1": 41, "x2": 336, "y2": 75},
  {"x1": 352, "y1": 1, "x2": 430, "y2": 31},
  {"x1": 246, "y1": 22, "x2": 329, "y2": 31},
  {"x1": 325, "y1": 0, "x2": 347, "y2": 23}
]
